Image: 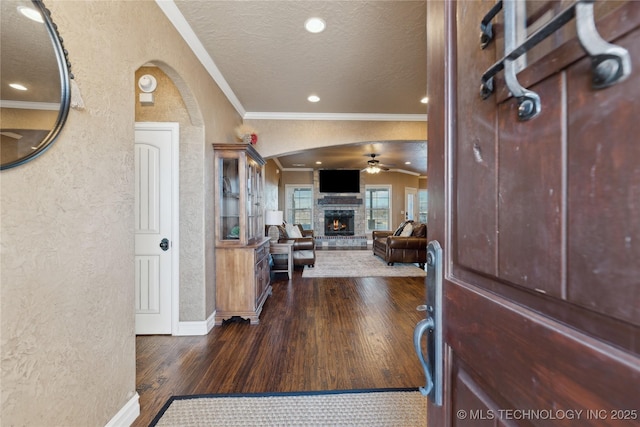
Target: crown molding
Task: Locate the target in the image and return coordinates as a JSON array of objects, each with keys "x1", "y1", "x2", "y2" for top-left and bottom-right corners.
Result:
[
  {"x1": 244, "y1": 112, "x2": 428, "y2": 122},
  {"x1": 279, "y1": 167, "x2": 315, "y2": 172},
  {"x1": 0, "y1": 100, "x2": 60, "y2": 110},
  {"x1": 155, "y1": 0, "x2": 245, "y2": 117},
  {"x1": 156, "y1": 1, "x2": 427, "y2": 124},
  {"x1": 277, "y1": 166, "x2": 422, "y2": 177}
]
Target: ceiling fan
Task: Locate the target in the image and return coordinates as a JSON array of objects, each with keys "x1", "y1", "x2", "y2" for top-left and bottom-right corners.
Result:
[{"x1": 362, "y1": 154, "x2": 391, "y2": 174}]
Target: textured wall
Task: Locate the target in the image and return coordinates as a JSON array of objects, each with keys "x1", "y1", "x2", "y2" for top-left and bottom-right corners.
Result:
[
  {"x1": 364, "y1": 171, "x2": 422, "y2": 227},
  {"x1": 264, "y1": 159, "x2": 280, "y2": 212},
  {"x1": 0, "y1": 107, "x2": 58, "y2": 129},
  {"x1": 0, "y1": 1, "x2": 239, "y2": 425},
  {"x1": 134, "y1": 66, "x2": 207, "y2": 321}
]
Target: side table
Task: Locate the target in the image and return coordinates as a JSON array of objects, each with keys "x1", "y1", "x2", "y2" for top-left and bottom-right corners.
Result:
[{"x1": 269, "y1": 240, "x2": 294, "y2": 279}]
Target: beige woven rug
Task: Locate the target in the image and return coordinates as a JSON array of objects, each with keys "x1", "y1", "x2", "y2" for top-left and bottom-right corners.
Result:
[
  {"x1": 151, "y1": 389, "x2": 427, "y2": 427},
  {"x1": 302, "y1": 250, "x2": 426, "y2": 278}
]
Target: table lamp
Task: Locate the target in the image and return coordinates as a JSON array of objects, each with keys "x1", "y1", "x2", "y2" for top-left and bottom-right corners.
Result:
[{"x1": 265, "y1": 210, "x2": 283, "y2": 242}]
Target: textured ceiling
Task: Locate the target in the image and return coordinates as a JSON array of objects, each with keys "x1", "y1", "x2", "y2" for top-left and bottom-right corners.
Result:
[
  {"x1": 173, "y1": 0, "x2": 428, "y2": 117},
  {"x1": 167, "y1": 1, "x2": 428, "y2": 175},
  {"x1": 0, "y1": 0, "x2": 62, "y2": 104}
]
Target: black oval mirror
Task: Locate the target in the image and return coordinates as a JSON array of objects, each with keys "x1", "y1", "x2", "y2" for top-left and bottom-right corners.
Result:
[{"x1": 0, "y1": 0, "x2": 71, "y2": 170}]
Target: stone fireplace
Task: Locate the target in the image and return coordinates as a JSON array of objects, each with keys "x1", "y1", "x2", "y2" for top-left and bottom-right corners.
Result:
[
  {"x1": 312, "y1": 171, "x2": 367, "y2": 248},
  {"x1": 324, "y1": 210, "x2": 355, "y2": 236}
]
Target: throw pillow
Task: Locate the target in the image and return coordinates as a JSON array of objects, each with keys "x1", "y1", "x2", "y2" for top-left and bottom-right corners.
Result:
[
  {"x1": 412, "y1": 223, "x2": 427, "y2": 238},
  {"x1": 399, "y1": 222, "x2": 414, "y2": 237},
  {"x1": 393, "y1": 220, "x2": 413, "y2": 236},
  {"x1": 285, "y1": 223, "x2": 303, "y2": 238}
]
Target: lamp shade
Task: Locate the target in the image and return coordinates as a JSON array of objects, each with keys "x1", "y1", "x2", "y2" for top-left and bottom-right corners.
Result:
[{"x1": 265, "y1": 210, "x2": 283, "y2": 226}]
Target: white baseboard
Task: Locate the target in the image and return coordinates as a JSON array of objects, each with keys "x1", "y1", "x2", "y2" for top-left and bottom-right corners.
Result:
[
  {"x1": 174, "y1": 311, "x2": 216, "y2": 336},
  {"x1": 206, "y1": 310, "x2": 217, "y2": 331},
  {"x1": 105, "y1": 393, "x2": 139, "y2": 427}
]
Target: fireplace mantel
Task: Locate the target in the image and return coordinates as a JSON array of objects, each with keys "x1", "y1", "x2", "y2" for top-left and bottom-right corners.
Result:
[{"x1": 317, "y1": 196, "x2": 362, "y2": 205}]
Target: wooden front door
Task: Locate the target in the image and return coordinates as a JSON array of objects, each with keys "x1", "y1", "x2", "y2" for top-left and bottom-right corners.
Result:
[{"x1": 425, "y1": 1, "x2": 639, "y2": 425}]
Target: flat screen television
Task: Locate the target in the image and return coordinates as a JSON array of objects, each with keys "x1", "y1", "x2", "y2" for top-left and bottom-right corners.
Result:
[{"x1": 318, "y1": 169, "x2": 360, "y2": 193}]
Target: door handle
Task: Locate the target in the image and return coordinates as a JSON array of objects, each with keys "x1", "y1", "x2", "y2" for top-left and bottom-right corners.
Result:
[
  {"x1": 413, "y1": 240, "x2": 443, "y2": 406},
  {"x1": 414, "y1": 316, "x2": 435, "y2": 396},
  {"x1": 159, "y1": 238, "x2": 169, "y2": 251}
]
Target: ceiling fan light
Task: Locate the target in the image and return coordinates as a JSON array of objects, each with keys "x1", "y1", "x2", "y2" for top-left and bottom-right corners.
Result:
[{"x1": 366, "y1": 165, "x2": 381, "y2": 174}]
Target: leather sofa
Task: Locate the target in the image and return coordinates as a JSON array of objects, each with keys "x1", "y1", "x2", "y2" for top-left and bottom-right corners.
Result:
[
  {"x1": 269, "y1": 224, "x2": 316, "y2": 268},
  {"x1": 372, "y1": 221, "x2": 427, "y2": 268}
]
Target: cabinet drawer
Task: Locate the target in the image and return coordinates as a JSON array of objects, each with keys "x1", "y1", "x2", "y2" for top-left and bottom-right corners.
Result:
[
  {"x1": 256, "y1": 242, "x2": 269, "y2": 260},
  {"x1": 255, "y1": 257, "x2": 269, "y2": 304}
]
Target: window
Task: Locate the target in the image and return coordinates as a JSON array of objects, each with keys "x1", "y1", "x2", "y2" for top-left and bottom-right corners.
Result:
[
  {"x1": 365, "y1": 186, "x2": 391, "y2": 231},
  {"x1": 419, "y1": 190, "x2": 428, "y2": 223},
  {"x1": 284, "y1": 185, "x2": 313, "y2": 229}
]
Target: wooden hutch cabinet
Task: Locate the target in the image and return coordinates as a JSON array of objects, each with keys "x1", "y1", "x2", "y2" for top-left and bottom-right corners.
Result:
[{"x1": 213, "y1": 143, "x2": 271, "y2": 325}]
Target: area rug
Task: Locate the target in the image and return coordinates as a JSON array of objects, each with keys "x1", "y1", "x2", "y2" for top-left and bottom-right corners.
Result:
[
  {"x1": 150, "y1": 388, "x2": 427, "y2": 427},
  {"x1": 302, "y1": 250, "x2": 426, "y2": 278}
]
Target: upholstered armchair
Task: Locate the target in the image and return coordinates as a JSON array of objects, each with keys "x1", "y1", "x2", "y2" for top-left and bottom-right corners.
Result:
[
  {"x1": 267, "y1": 224, "x2": 316, "y2": 268},
  {"x1": 372, "y1": 221, "x2": 427, "y2": 268}
]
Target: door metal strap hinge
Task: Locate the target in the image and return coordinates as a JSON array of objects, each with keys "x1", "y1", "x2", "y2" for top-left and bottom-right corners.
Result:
[{"x1": 479, "y1": 0, "x2": 631, "y2": 121}]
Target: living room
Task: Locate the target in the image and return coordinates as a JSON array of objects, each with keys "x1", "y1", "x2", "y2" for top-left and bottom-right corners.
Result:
[{"x1": 269, "y1": 157, "x2": 427, "y2": 242}]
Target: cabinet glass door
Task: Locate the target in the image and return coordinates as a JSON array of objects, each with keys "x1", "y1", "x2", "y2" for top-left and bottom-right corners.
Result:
[
  {"x1": 221, "y1": 157, "x2": 240, "y2": 240},
  {"x1": 246, "y1": 160, "x2": 263, "y2": 241}
]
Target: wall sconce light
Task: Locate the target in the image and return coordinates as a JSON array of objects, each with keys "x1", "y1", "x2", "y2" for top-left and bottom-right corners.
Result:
[{"x1": 138, "y1": 74, "x2": 157, "y2": 105}]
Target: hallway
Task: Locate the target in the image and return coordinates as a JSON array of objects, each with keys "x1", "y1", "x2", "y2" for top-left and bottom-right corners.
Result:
[{"x1": 134, "y1": 271, "x2": 426, "y2": 426}]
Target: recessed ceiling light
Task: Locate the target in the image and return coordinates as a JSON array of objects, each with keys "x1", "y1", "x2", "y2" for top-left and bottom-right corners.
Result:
[
  {"x1": 305, "y1": 17, "x2": 326, "y2": 33},
  {"x1": 18, "y1": 5, "x2": 43, "y2": 23},
  {"x1": 9, "y1": 83, "x2": 28, "y2": 91},
  {"x1": 405, "y1": 161, "x2": 411, "y2": 165},
  {"x1": 307, "y1": 95, "x2": 320, "y2": 103},
  {"x1": 315, "y1": 161, "x2": 322, "y2": 165},
  {"x1": 421, "y1": 97, "x2": 429, "y2": 104}
]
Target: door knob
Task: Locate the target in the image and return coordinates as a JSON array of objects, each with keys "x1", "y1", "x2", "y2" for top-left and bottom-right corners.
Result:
[{"x1": 159, "y1": 238, "x2": 169, "y2": 251}]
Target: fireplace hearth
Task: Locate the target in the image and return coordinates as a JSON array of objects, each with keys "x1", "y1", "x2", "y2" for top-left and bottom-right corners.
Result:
[{"x1": 324, "y1": 210, "x2": 355, "y2": 236}]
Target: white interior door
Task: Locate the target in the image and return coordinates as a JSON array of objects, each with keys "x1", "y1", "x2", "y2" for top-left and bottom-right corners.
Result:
[
  {"x1": 134, "y1": 123, "x2": 178, "y2": 335},
  {"x1": 404, "y1": 187, "x2": 418, "y2": 221}
]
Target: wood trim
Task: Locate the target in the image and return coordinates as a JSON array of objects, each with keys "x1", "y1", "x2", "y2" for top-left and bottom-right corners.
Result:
[
  {"x1": 445, "y1": 279, "x2": 640, "y2": 422},
  {"x1": 426, "y1": 0, "x2": 452, "y2": 425},
  {"x1": 452, "y1": 265, "x2": 640, "y2": 355},
  {"x1": 212, "y1": 142, "x2": 266, "y2": 165}
]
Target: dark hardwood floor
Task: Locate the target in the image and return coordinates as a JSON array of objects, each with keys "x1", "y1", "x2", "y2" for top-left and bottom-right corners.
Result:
[{"x1": 134, "y1": 265, "x2": 427, "y2": 426}]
